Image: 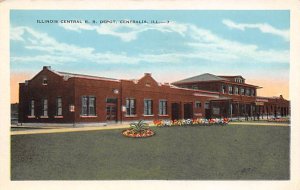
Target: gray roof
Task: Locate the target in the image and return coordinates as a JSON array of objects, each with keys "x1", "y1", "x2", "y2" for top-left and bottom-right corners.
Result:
[
  {"x1": 56, "y1": 71, "x2": 119, "y2": 81},
  {"x1": 173, "y1": 73, "x2": 228, "y2": 84}
]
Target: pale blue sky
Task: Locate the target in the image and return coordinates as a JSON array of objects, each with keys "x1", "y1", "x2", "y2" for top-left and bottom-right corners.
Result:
[{"x1": 10, "y1": 10, "x2": 290, "y2": 83}]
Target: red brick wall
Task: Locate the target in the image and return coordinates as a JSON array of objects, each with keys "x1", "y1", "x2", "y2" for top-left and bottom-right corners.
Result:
[
  {"x1": 18, "y1": 68, "x2": 290, "y2": 124},
  {"x1": 19, "y1": 68, "x2": 75, "y2": 123},
  {"x1": 73, "y1": 77, "x2": 121, "y2": 123}
]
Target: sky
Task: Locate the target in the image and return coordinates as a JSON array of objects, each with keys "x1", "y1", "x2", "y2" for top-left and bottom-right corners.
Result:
[{"x1": 10, "y1": 10, "x2": 290, "y2": 103}]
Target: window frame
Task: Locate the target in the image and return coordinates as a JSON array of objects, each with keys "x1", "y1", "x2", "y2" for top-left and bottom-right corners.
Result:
[
  {"x1": 191, "y1": 85, "x2": 198, "y2": 89},
  {"x1": 56, "y1": 97, "x2": 63, "y2": 116},
  {"x1": 159, "y1": 99, "x2": 168, "y2": 115},
  {"x1": 195, "y1": 101, "x2": 202, "y2": 108},
  {"x1": 221, "y1": 85, "x2": 226, "y2": 94},
  {"x1": 245, "y1": 88, "x2": 250, "y2": 96},
  {"x1": 234, "y1": 86, "x2": 239, "y2": 95},
  {"x1": 42, "y1": 98, "x2": 48, "y2": 117},
  {"x1": 29, "y1": 99, "x2": 35, "y2": 116},
  {"x1": 251, "y1": 89, "x2": 255, "y2": 96},
  {"x1": 228, "y1": 85, "x2": 233, "y2": 94},
  {"x1": 126, "y1": 98, "x2": 136, "y2": 116},
  {"x1": 144, "y1": 99, "x2": 153, "y2": 116},
  {"x1": 81, "y1": 96, "x2": 96, "y2": 116},
  {"x1": 42, "y1": 77, "x2": 48, "y2": 85},
  {"x1": 240, "y1": 88, "x2": 245, "y2": 95}
]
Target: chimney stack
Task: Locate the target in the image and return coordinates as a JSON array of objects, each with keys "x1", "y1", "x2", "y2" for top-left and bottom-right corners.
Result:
[{"x1": 43, "y1": 66, "x2": 51, "y2": 70}]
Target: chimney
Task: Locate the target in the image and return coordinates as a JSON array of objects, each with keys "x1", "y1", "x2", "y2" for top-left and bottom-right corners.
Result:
[
  {"x1": 144, "y1": 73, "x2": 151, "y2": 76},
  {"x1": 43, "y1": 66, "x2": 51, "y2": 70}
]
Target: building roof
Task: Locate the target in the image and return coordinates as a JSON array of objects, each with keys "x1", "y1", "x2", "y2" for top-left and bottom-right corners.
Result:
[
  {"x1": 56, "y1": 71, "x2": 120, "y2": 82},
  {"x1": 218, "y1": 75, "x2": 245, "y2": 79},
  {"x1": 172, "y1": 73, "x2": 228, "y2": 84}
]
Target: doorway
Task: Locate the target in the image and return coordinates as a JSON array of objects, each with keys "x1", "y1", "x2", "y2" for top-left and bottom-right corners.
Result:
[
  {"x1": 106, "y1": 98, "x2": 117, "y2": 122},
  {"x1": 205, "y1": 101, "x2": 211, "y2": 119},
  {"x1": 184, "y1": 103, "x2": 193, "y2": 119},
  {"x1": 171, "y1": 103, "x2": 180, "y2": 120}
]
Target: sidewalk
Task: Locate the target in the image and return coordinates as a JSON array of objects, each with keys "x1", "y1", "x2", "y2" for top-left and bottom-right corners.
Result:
[
  {"x1": 11, "y1": 123, "x2": 130, "y2": 136},
  {"x1": 229, "y1": 122, "x2": 289, "y2": 127}
]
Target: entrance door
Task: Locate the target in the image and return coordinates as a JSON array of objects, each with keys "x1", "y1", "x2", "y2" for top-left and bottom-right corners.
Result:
[
  {"x1": 106, "y1": 98, "x2": 117, "y2": 121},
  {"x1": 171, "y1": 103, "x2": 180, "y2": 120},
  {"x1": 205, "y1": 101, "x2": 211, "y2": 119},
  {"x1": 184, "y1": 103, "x2": 193, "y2": 119}
]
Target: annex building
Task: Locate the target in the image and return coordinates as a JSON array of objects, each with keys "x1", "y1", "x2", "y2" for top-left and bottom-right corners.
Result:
[{"x1": 18, "y1": 66, "x2": 290, "y2": 125}]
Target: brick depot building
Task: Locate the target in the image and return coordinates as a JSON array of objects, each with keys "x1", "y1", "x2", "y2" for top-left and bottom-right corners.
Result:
[{"x1": 18, "y1": 66, "x2": 290, "y2": 125}]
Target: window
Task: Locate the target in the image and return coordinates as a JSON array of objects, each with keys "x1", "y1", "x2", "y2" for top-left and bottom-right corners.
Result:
[
  {"x1": 89, "y1": 97, "x2": 96, "y2": 115},
  {"x1": 195, "y1": 101, "x2": 201, "y2": 108},
  {"x1": 237, "y1": 78, "x2": 242, "y2": 83},
  {"x1": 126, "y1": 98, "x2": 136, "y2": 116},
  {"x1": 106, "y1": 98, "x2": 117, "y2": 103},
  {"x1": 204, "y1": 102, "x2": 210, "y2": 109},
  {"x1": 234, "y1": 86, "x2": 239, "y2": 95},
  {"x1": 240, "y1": 88, "x2": 245, "y2": 95},
  {"x1": 251, "y1": 89, "x2": 255, "y2": 96},
  {"x1": 82, "y1": 96, "x2": 88, "y2": 115},
  {"x1": 228, "y1": 85, "x2": 233, "y2": 94},
  {"x1": 42, "y1": 77, "x2": 48, "y2": 85},
  {"x1": 29, "y1": 100, "x2": 35, "y2": 116},
  {"x1": 144, "y1": 99, "x2": 153, "y2": 115},
  {"x1": 56, "y1": 97, "x2": 62, "y2": 116},
  {"x1": 42, "y1": 99, "x2": 48, "y2": 116},
  {"x1": 221, "y1": 85, "x2": 226, "y2": 93},
  {"x1": 245, "y1": 89, "x2": 250, "y2": 96},
  {"x1": 81, "y1": 96, "x2": 96, "y2": 116},
  {"x1": 192, "y1": 85, "x2": 198, "y2": 89},
  {"x1": 159, "y1": 100, "x2": 167, "y2": 115}
]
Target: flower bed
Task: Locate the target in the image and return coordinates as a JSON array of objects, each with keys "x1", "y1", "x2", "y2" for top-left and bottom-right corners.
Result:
[
  {"x1": 122, "y1": 120, "x2": 155, "y2": 138},
  {"x1": 267, "y1": 118, "x2": 290, "y2": 123},
  {"x1": 122, "y1": 128, "x2": 155, "y2": 138},
  {"x1": 153, "y1": 118, "x2": 229, "y2": 127}
]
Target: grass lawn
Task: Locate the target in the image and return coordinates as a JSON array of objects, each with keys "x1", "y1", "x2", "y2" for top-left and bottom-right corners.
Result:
[{"x1": 11, "y1": 124, "x2": 290, "y2": 180}]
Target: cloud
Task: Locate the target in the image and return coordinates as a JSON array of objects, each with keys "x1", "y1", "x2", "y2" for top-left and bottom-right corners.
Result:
[
  {"x1": 58, "y1": 22, "x2": 289, "y2": 64},
  {"x1": 10, "y1": 26, "x2": 142, "y2": 64},
  {"x1": 187, "y1": 24, "x2": 289, "y2": 63},
  {"x1": 222, "y1": 19, "x2": 290, "y2": 41},
  {"x1": 10, "y1": 55, "x2": 78, "y2": 64},
  {"x1": 10, "y1": 22, "x2": 289, "y2": 67}
]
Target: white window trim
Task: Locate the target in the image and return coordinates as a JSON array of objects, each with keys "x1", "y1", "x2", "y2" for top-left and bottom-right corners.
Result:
[
  {"x1": 159, "y1": 99, "x2": 168, "y2": 115},
  {"x1": 144, "y1": 99, "x2": 153, "y2": 116},
  {"x1": 228, "y1": 85, "x2": 233, "y2": 94},
  {"x1": 42, "y1": 99, "x2": 48, "y2": 117},
  {"x1": 195, "y1": 101, "x2": 201, "y2": 108},
  {"x1": 80, "y1": 115, "x2": 98, "y2": 118},
  {"x1": 56, "y1": 97, "x2": 63, "y2": 116},
  {"x1": 143, "y1": 114, "x2": 154, "y2": 117},
  {"x1": 42, "y1": 77, "x2": 48, "y2": 85},
  {"x1": 29, "y1": 100, "x2": 35, "y2": 117},
  {"x1": 125, "y1": 114, "x2": 137, "y2": 118},
  {"x1": 158, "y1": 114, "x2": 169, "y2": 117},
  {"x1": 81, "y1": 96, "x2": 96, "y2": 116},
  {"x1": 125, "y1": 98, "x2": 136, "y2": 116}
]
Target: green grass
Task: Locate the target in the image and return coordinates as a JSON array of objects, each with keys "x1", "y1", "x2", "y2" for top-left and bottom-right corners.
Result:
[{"x1": 11, "y1": 124, "x2": 290, "y2": 180}]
